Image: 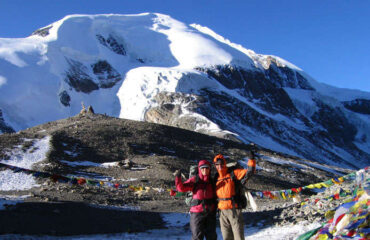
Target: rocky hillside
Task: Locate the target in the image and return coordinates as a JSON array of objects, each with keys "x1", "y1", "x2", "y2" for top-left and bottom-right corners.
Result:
[{"x1": 146, "y1": 64, "x2": 370, "y2": 169}]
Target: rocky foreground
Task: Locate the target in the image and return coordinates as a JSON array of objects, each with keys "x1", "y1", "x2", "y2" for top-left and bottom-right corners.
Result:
[{"x1": 0, "y1": 113, "x2": 361, "y2": 236}]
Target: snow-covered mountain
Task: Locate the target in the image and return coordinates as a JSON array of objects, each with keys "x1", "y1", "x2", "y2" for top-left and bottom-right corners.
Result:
[{"x1": 0, "y1": 13, "x2": 369, "y2": 168}]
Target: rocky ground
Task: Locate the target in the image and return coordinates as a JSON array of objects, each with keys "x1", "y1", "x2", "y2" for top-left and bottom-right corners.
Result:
[{"x1": 0, "y1": 112, "x2": 354, "y2": 236}]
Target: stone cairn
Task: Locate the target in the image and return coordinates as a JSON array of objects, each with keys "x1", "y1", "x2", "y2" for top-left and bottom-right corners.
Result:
[{"x1": 79, "y1": 102, "x2": 95, "y2": 115}]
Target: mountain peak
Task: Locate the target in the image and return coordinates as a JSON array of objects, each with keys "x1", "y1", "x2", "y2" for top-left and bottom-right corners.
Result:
[{"x1": 0, "y1": 13, "x2": 369, "y2": 169}]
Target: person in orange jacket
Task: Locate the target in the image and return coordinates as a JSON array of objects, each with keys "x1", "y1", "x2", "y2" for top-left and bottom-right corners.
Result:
[{"x1": 213, "y1": 151, "x2": 256, "y2": 240}]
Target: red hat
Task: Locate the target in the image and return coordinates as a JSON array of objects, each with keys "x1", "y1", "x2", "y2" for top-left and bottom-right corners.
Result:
[{"x1": 198, "y1": 160, "x2": 210, "y2": 168}]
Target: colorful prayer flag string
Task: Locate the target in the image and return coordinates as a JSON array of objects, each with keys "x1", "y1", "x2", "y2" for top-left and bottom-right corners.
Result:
[{"x1": 251, "y1": 167, "x2": 369, "y2": 201}]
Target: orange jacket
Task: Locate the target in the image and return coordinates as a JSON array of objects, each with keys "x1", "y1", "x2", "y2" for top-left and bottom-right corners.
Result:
[{"x1": 213, "y1": 154, "x2": 256, "y2": 210}]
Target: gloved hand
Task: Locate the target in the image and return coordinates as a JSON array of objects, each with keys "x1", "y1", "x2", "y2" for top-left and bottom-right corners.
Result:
[
  {"x1": 173, "y1": 169, "x2": 181, "y2": 177},
  {"x1": 250, "y1": 150, "x2": 256, "y2": 160},
  {"x1": 247, "y1": 150, "x2": 257, "y2": 175}
]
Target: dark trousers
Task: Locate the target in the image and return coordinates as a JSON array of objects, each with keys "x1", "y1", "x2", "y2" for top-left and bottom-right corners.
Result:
[{"x1": 190, "y1": 211, "x2": 217, "y2": 240}]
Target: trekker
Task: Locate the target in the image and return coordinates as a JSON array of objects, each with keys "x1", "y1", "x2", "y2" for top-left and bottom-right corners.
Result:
[
  {"x1": 213, "y1": 152, "x2": 256, "y2": 240},
  {"x1": 174, "y1": 160, "x2": 217, "y2": 240}
]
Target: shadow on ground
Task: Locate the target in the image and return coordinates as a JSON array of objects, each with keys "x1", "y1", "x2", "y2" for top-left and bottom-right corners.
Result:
[{"x1": 0, "y1": 201, "x2": 165, "y2": 236}]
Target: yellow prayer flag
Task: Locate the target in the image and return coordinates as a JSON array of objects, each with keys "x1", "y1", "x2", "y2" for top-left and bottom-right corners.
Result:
[
  {"x1": 318, "y1": 234, "x2": 328, "y2": 240},
  {"x1": 321, "y1": 183, "x2": 329, "y2": 188},
  {"x1": 282, "y1": 192, "x2": 286, "y2": 200},
  {"x1": 306, "y1": 184, "x2": 315, "y2": 189}
]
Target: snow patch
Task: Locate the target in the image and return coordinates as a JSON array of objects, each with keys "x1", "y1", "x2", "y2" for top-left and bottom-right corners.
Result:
[
  {"x1": 0, "y1": 136, "x2": 51, "y2": 169},
  {"x1": 244, "y1": 221, "x2": 321, "y2": 240},
  {"x1": 262, "y1": 155, "x2": 308, "y2": 170},
  {"x1": 61, "y1": 160, "x2": 119, "y2": 168},
  {"x1": 161, "y1": 213, "x2": 189, "y2": 227},
  {"x1": 0, "y1": 136, "x2": 51, "y2": 190},
  {"x1": 301, "y1": 160, "x2": 349, "y2": 176},
  {"x1": 0, "y1": 170, "x2": 41, "y2": 191},
  {"x1": 0, "y1": 194, "x2": 30, "y2": 210}
]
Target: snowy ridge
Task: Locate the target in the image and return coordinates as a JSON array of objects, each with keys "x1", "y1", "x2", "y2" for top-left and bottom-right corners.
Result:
[
  {"x1": 190, "y1": 23, "x2": 301, "y2": 71},
  {"x1": 298, "y1": 70, "x2": 370, "y2": 102}
]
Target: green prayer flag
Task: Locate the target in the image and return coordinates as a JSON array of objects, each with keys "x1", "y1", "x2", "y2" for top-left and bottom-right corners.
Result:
[
  {"x1": 324, "y1": 179, "x2": 333, "y2": 186},
  {"x1": 175, "y1": 191, "x2": 185, "y2": 197},
  {"x1": 353, "y1": 186, "x2": 359, "y2": 196},
  {"x1": 296, "y1": 226, "x2": 321, "y2": 240}
]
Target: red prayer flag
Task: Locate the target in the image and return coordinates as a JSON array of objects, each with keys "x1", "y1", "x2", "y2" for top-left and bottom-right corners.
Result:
[
  {"x1": 347, "y1": 230, "x2": 356, "y2": 237},
  {"x1": 77, "y1": 178, "x2": 86, "y2": 185},
  {"x1": 335, "y1": 214, "x2": 345, "y2": 226}
]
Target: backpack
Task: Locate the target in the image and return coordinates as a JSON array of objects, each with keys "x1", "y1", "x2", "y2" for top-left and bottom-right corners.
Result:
[
  {"x1": 215, "y1": 162, "x2": 248, "y2": 209},
  {"x1": 185, "y1": 165, "x2": 198, "y2": 206},
  {"x1": 185, "y1": 165, "x2": 215, "y2": 207}
]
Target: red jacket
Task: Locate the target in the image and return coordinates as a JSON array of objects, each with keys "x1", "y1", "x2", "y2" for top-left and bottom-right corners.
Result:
[{"x1": 175, "y1": 160, "x2": 216, "y2": 213}]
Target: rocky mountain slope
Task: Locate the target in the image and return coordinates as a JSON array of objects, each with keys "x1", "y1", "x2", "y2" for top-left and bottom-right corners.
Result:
[{"x1": 0, "y1": 13, "x2": 369, "y2": 170}]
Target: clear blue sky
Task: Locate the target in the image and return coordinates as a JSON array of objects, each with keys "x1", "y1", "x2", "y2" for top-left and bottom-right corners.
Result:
[{"x1": 1, "y1": 0, "x2": 369, "y2": 92}]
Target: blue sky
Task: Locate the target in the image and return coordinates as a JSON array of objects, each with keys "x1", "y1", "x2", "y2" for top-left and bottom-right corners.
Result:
[{"x1": 0, "y1": 0, "x2": 369, "y2": 92}]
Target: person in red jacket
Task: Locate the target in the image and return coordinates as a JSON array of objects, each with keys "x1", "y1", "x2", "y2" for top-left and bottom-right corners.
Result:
[
  {"x1": 174, "y1": 160, "x2": 217, "y2": 240},
  {"x1": 213, "y1": 152, "x2": 256, "y2": 240}
]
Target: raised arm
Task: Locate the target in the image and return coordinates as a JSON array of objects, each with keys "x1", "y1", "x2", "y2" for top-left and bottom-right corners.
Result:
[
  {"x1": 244, "y1": 156, "x2": 256, "y2": 181},
  {"x1": 235, "y1": 152, "x2": 257, "y2": 185},
  {"x1": 175, "y1": 175, "x2": 195, "y2": 192}
]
